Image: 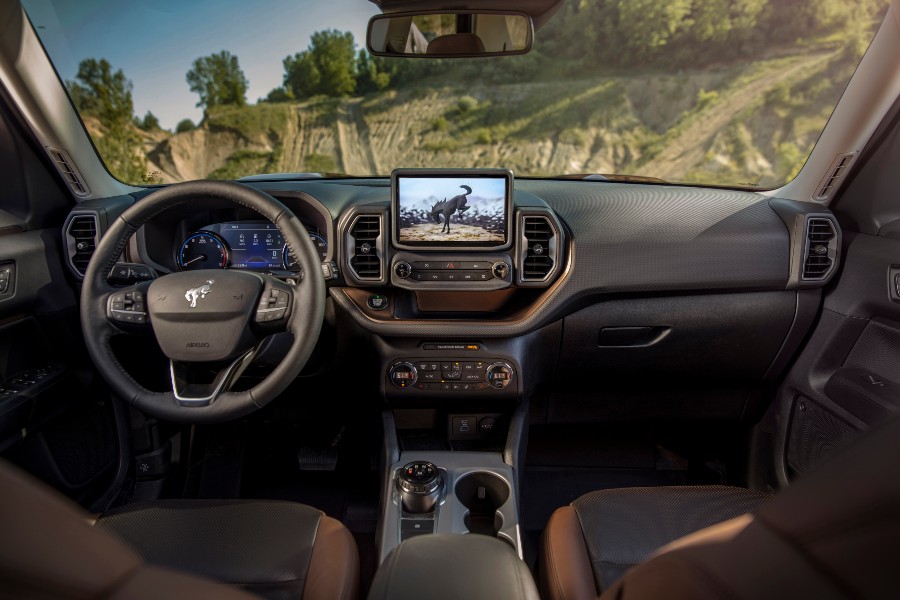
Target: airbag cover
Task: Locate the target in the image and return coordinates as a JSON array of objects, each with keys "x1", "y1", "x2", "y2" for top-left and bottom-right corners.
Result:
[{"x1": 148, "y1": 270, "x2": 262, "y2": 361}]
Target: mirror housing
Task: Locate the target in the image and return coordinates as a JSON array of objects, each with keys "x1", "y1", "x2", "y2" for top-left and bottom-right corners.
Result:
[{"x1": 367, "y1": 10, "x2": 533, "y2": 58}]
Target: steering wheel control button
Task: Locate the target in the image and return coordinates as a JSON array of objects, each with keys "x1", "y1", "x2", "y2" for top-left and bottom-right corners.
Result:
[
  {"x1": 486, "y1": 362, "x2": 514, "y2": 389},
  {"x1": 320, "y1": 261, "x2": 337, "y2": 280},
  {"x1": 389, "y1": 362, "x2": 418, "y2": 388},
  {"x1": 256, "y1": 288, "x2": 291, "y2": 323},
  {"x1": 109, "y1": 290, "x2": 148, "y2": 324},
  {"x1": 108, "y1": 263, "x2": 157, "y2": 284},
  {"x1": 367, "y1": 294, "x2": 389, "y2": 310}
]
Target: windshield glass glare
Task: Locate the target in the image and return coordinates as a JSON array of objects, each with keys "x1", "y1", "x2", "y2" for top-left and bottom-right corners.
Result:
[{"x1": 23, "y1": 0, "x2": 888, "y2": 188}]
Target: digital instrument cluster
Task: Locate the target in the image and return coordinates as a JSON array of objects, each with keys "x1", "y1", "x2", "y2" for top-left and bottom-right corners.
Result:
[{"x1": 177, "y1": 221, "x2": 327, "y2": 272}]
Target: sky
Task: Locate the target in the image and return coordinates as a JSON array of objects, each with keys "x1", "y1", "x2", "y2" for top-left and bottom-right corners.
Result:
[
  {"x1": 22, "y1": 0, "x2": 379, "y2": 129},
  {"x1": 398, "y1": 177, "x2": 507, "y2": 207}
]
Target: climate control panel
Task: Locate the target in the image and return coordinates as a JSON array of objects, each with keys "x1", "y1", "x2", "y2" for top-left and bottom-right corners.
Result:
[
  {"x1": 390, "y1": 252, "x2": 513, "y2": 291},
  {"x1": 387, "y1": 359, "x2": 515, "y2": 393}
]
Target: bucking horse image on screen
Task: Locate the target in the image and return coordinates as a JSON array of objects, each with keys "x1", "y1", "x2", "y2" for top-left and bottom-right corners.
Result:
[{"x1": 430, "y1": 185, "x2": 472, "y2": 234}]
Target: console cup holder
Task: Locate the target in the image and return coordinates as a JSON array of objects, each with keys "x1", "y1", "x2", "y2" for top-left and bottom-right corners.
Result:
[{"x1": 454, "y1": 472, "x2": 510, "y2": 537}]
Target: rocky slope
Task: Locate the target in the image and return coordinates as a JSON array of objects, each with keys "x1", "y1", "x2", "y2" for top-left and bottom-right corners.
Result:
[{"x1": 134, "y1": 47, "x2": 855, "y2": 188}]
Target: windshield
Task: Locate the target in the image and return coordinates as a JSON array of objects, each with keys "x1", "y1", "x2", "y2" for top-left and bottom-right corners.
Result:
[{"x1": 23, "y1": 0, "x2": 887, "y2": 188}]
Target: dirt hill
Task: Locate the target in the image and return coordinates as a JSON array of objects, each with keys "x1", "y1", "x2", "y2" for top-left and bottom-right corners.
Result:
[{"x1": 137, "y1": 47, "x2": 855, "y2": 188}]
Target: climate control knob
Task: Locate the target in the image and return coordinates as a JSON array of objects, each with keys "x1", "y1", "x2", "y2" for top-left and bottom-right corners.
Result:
[
  {"x1": 389, "y1": 362, "x2": 418, "y2": 388},
  {"x1": 394, "y1": 261, "x2": 412, "y2": 279},
  {"x1": 486, "y1": 362, "x2": 514, "y2": 389}
]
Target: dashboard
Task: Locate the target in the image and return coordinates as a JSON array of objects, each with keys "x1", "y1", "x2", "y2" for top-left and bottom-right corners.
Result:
[{"x1": 67, "y1": 174, "x2": 840, "y2": 413}]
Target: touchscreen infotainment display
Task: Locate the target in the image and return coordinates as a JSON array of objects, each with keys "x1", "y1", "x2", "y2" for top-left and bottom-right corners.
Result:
[{"x1": 393, "y1": 169, "x2": 512, "y2": 249}]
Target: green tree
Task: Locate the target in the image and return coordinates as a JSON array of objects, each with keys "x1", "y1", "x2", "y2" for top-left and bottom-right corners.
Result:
[
  {"x1": 135, "y1": 110, "x2": 160, "y2": 131},
  {"x1": 617, "y1": 0, "x2": 693, "y2": 62},
  {"x1": 67, "y1": 58, "x2": 134, "y2": 123},
  {"x1": 355, "y1": 50, "x2": 391, "y2": 94},
  {"x1": 283, "y1": 30, "x2": 357, "y2": 98},
  {"x1": 186, "y1": 50, "x2": 248, "y2": 109},
  {"x1": 66, "y1": 58, "x2": 144, "y2": 183},
  {"x1": 262, "y1": 86, "x2": 295, "y2": 103},
  {"x1": 175, "y1": 118, "x2": 196, "y2": 133}
]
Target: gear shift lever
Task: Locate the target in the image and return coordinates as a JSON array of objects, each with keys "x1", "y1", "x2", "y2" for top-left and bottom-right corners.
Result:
[{"x1": 397, "y1": 461, "x2": 442, "y2": 513}]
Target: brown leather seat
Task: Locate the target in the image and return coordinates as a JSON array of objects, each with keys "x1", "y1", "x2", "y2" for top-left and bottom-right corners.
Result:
[
  {"x1": 0, "y1": 460, "x2": 359, "y2": 600},
  {"x1": 540, "y1": 416, "x2": 900, "y2": 600}
]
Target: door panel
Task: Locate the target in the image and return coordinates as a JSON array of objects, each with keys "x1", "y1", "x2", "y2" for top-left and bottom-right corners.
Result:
[
  {"x1": 759, "y1": 227, "x2": 900, "y2": 487},
  {"x1": 0, "y1": 95, "x2": 123, "y2": 507}
]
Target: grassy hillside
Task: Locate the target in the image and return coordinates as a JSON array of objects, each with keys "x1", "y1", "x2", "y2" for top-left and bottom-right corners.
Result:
[{"x1": 140, "y1": 43, "x2": 859, "y2": 188}]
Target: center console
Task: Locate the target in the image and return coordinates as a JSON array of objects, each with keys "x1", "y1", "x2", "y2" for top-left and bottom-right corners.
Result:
[
  {"x1": 360, "y1": 169, "x2": 559, "y2": 571},
  {"x1": 379, "y1": 452, "x2": 522, "y2": 560}
]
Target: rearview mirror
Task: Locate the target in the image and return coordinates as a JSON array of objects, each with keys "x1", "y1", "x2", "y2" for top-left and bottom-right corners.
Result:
[{"x1": 367, "y1": 11, "x2": 533, "y2": 58}]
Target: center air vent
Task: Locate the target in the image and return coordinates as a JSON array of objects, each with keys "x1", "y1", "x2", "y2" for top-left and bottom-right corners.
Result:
[
  {"x1": 521, "y1": 215, "x2": 556, "y2": 281},
  {"x1": 348, "y1": 214, "x2": 383, "y2": 281},
  {"x1": 64, "y1": 212, "x2": 100, "y2": 278},
  {"x1": 802, "y1": 217, "x2": 837, "y2": 281}
]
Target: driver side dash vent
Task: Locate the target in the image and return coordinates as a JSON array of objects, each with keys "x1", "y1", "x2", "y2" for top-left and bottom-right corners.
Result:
[
  {"x1": 348, "y1": 214, "x2": 383, "y2": 281},
  {"x1": 802, "y1": 217, "x2": 837, "y2": 281},
  {"x1": 64, "y1": 212, "x2": 100, "y2": 278}
]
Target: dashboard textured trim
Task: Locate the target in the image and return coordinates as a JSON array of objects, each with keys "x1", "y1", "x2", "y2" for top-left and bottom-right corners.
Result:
[{"x1": 518, "y1": 180, "x2": 789, "y2": 291}]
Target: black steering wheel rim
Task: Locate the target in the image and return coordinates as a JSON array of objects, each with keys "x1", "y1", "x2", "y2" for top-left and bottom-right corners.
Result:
[{"x1": 80, "y1": 180, "x2": 326, "y2": 423}]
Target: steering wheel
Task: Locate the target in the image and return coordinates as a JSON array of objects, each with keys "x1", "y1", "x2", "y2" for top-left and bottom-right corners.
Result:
[{"x1": 80, "y1": 181, "x2": 325, "y2": 423}]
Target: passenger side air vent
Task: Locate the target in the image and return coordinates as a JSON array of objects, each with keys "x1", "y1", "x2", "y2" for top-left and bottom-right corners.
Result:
[
  {"x1": 802, "y1": 217, "x2": 837, "y2": 281},
  {"x1": 64, "y1": 212, "x2": 100, "y2": 278},
  {"x1": 47, "y1": 148, "x2": 90, "y2": 197},
  {"x1": 813, "y1": 152, "x2": 856, "y2": 201},
  {"x1": 348, "y1": 214, "x2": 383, "y2": 281},
  {"x1": 522, "y1": 216, "x2": 554, "y2": 280},
  {"x1": 517, "y1": 212, "x2": 561, "y2": 286}
]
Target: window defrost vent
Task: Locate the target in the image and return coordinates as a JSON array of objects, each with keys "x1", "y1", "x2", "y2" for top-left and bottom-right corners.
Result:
[
  {"x1": 813, "y1": 152, "x2": 856, "y2": 201},
  {"x1": 47, "y1": 147, "x2": 90, "y2": 197}
]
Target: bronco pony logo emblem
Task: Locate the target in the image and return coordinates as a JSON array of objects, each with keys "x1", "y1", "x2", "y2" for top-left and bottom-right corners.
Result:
[{"x1": 185, "y1": 280, "x2": 214, "y2": 308}]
